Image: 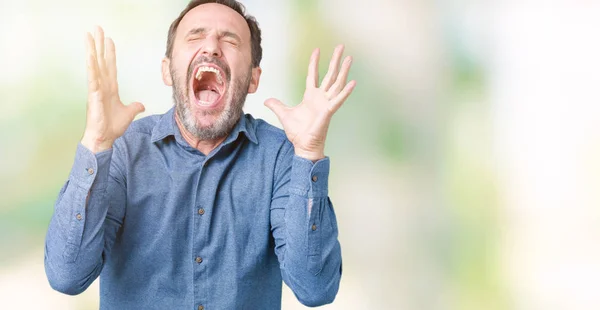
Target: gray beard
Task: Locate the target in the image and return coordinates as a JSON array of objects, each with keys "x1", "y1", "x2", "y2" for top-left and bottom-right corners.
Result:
[{"x1": 171, "y1": 64, "x2": 251, "y2": 141}]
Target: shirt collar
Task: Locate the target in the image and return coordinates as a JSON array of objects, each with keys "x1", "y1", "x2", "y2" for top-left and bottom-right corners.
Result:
[{"x1": 150, "y1": 107, "x2": 258, "y2": 145}]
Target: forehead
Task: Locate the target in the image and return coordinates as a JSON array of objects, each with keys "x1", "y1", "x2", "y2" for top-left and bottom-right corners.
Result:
[{"x1": 177, "y1": 3, "x2": 250, "y2": 40}]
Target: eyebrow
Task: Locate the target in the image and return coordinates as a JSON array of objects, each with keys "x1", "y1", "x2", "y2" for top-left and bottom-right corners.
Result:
[{"x1": 185, "y1": 27, "x2": 242, "y2": 43}]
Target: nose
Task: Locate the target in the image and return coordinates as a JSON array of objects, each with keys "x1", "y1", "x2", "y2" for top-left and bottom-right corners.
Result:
[{"x1": 200, "y1": 35, "x2": 222, "y2": 58}]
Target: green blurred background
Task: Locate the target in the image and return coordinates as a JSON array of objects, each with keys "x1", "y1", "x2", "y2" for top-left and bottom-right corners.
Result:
[{"x1": 2, "y1": 0, "x2": 600, "y2": 309}]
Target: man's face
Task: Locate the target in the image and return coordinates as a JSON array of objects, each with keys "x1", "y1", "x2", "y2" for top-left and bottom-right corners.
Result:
[{"x1": 163, "y1": 3, "x2": 260, "y2": 140}]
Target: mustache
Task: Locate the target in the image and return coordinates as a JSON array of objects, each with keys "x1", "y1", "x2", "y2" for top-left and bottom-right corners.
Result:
[{"x1": 186, "y1": 56, "x2": 231, "y2": 84}]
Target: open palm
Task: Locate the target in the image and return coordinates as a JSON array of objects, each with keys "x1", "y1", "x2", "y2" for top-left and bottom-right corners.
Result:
[
  {"x1": 265, "y1": 45, "x2": 356, "y2": 161},
  {"x1": 82, "y1": 26, "x2": 145, "y2": 153}
]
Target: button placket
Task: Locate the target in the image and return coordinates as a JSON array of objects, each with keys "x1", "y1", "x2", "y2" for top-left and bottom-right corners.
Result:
[{"x1": 193, "y1": 160, "x2": 210, "y2": 307}]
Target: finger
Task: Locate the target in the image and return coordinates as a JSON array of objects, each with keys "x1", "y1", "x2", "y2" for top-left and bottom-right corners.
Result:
[
  {"x1": 94, "y1": 26, "x2": 107, "y2": 77},
  {"x1": 105, "y1": 37, "x2": 118, "y2": 94},
  {"x1": 305, "y1": 48, "x2": 320, "y2": 89},
  {"x1": 264, "y1": 98, "x2": 288, "y2": 122},
  {"x1": 320, "y1": 44, "x2": 344, "y2": 91},
  {"x1": 329, "y1": 80, "x2": 356, "y2": 113},
  {"x1": 85, "y1": 32, "x2": 101, "y2": 93},
  {"x1": 127, "y1": 101, "x2": 146, "y2": 119},
  {"x1": 326, "y1": 55, "x2": 353, "y2": 98}
]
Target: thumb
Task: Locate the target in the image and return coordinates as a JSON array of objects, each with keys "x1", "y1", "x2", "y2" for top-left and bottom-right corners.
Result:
[
  {"x1": 264, "y1": 98, "x2": 287, "y2": 121},
  {"x1": 127, "y1": 101, "x2": 146, "y2": 118}
]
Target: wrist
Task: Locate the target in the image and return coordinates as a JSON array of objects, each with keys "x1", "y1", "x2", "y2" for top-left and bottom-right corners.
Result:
[
  {"x1": 81, "y1": 132, "x2": 113, "y2": 154},
  {"x1": 294, "y1": 149, "x2": 325, "y2": 162}
]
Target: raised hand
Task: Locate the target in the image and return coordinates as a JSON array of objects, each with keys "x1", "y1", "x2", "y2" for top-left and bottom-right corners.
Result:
[
  {"x1": 81, "y1": 26, "x2": 145, "y2": 153},
  {"x1": 264, "y1": 45, "x2": 356, "y2": 161}
]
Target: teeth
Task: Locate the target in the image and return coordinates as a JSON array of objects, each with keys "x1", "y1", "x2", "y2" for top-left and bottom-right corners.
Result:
[{"x1": 195, "y1": 66, "x2": 223, "y2": 85}]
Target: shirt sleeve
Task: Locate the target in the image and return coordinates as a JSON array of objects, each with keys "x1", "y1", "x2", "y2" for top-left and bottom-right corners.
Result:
[
  {"x1": 44, "y1": 142, "x2": 127, "y2": 295},
  {"x1": 270, "y1": 141, "x2": 342, "y2": 307}
]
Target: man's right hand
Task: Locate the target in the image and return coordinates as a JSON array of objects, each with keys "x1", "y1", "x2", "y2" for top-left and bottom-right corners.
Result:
[{"x1": 81, "y1": 26, "x2": 145, "y2": 153}]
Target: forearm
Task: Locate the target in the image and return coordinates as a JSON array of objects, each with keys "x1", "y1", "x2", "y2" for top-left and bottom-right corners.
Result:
[
  {"x1": 44, "y1": 143, "x2": 114, "y2": 295},
  {"x1": 277, "y1": 156, "x2": 342, "y2": 306}
]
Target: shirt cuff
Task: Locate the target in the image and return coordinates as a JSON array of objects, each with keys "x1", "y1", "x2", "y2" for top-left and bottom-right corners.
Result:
[
  {"x1": 289, "y1": 155, "x2": 330, "y2": 198},
  {"x1": 68, "y1": 143, "x2": 113, "y2": 190}
]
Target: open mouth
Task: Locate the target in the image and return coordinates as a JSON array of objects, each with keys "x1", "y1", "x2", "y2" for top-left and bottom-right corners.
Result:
[{"x1": 192, "y1": 65, "x2": 227, "y2": 107}]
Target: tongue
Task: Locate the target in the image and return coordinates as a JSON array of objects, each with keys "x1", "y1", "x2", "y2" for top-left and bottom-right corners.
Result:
[{"x1": 198, "y1": 90, "x2": 219, "y2": 103}]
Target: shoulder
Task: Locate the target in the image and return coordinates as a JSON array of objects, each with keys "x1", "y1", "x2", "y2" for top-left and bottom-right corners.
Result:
[
  {"x1": 249, "y1": 115, "x2": 290, "y2": 147},
  {"x1": 113, "y1": 112, "x2": 165, "y2": 152},
  {"x1": 245, "y1": 115, "x2": 294, "y2": 165},
  {"x1": 123, "y1": 113, "x2": 163, "y2": 137}
]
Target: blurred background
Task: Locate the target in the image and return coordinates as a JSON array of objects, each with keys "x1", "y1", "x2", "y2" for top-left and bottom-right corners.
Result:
[{"x1": 1, "y1": 0, "x2": 600, "y2": 309}]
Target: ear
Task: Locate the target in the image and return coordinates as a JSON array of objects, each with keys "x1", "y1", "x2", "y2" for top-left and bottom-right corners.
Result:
[
  {"x1": 247, "y1": 66, "x2": 262, "y2": 94},
  {"x1": 161, "y1": 57, "x2": 173, "y2": 86}
]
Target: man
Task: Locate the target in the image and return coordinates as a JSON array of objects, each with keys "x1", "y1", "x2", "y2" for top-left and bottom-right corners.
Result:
[{"x1": 44, "y1": 0, "x2": 355, "y2": 309}]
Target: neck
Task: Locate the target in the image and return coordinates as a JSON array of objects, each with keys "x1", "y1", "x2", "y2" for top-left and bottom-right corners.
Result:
[{"x1": 174, "y1": 112, "x2": 227, "y2": 155}]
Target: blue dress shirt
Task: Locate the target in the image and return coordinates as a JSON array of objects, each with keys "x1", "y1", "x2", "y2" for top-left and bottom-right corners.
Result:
[{"x1": 44, "y1": 107, "x2": 342, "y2": 309}]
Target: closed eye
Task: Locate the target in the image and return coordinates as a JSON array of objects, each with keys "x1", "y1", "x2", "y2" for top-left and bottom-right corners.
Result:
[
  {"x1": 222, "y1": 38, "x2": 238, "y2": 46},
  {"x1": 220, "y1": 31, "x2": 241, "y2": 46},
  {"x1": 186, "y1": 27, "x2": 208, "y2": 42},
  {"x1": 188, "y1": 35, "x2": 205, "y2": 42}
]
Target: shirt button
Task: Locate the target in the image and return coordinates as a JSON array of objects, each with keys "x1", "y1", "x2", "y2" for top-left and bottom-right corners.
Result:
[
  {"x1": 87, "y1": 168, "x2": 94, "y2": 175},
  {"x1": 76, "y1": 214, "x2": 83, "y2": 220},
  {"x1": 198, "y1": 208, "x2": 205, "y2": 215},
  {"x1": 312, "y1": 224, "x2": 317, "y2": 231},
  {"x1": 311, "y1": 175, "x2": 318, "y2": 182},
  {"x1": 195, "y1": 257, "x2": 203, "y2": 263},
  {"x1": 198, "y1": 306, "x2": 204, "y2": 310}
]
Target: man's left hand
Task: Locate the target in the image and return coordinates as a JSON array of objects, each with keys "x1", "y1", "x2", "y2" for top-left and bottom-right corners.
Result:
[{"x1": 265, "y1": 45, "x2": 356, "y2": 161}]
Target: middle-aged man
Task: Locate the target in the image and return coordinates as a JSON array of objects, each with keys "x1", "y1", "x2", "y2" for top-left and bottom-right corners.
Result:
[{"x1": 44, "y1": 0, "x2": 355, "y2": 309}]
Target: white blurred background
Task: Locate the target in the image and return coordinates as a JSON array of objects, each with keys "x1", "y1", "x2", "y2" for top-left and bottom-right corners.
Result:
[{"x1": 1, "y1": 0, "x2": 599, "y2": 309}]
